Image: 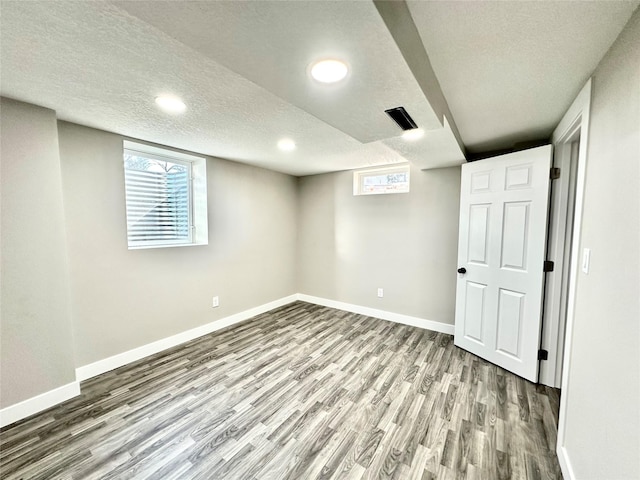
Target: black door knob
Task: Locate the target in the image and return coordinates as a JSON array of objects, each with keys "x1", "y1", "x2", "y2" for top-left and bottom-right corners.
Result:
[{"x1": 457, "y1": 267, "x2": 467, "y2": 274}]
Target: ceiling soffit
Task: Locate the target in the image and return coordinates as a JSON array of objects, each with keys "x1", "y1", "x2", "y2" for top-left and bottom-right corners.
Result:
[{"x1": 113, "y1": 0, "x2": 461, "y2": 148}]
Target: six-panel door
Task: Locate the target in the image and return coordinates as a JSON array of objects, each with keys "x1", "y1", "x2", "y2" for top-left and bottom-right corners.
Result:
[{"x1": 454, "y1": 146, "x2": 552, "y2": 382}]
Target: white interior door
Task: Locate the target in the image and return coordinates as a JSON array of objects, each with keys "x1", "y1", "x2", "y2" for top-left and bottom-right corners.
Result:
[{"x1": 454, "y1": 145, "x2": 552, "y2": 382}]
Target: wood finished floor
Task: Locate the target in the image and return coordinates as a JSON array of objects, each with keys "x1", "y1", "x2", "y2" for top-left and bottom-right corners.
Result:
[{"x1": 0, "y1": 302, "x2": 562, "y2": 480}]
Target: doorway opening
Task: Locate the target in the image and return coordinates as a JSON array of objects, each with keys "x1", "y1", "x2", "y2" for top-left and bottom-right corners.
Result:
[
  {"x1": 539, "y1": 132, "x2": 581, "y2": 388},
  {"x1": 545, "y1": 79, "x2": 592, "y2": 479}
]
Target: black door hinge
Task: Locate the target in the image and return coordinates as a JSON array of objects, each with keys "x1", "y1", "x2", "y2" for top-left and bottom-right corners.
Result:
[
  {"x1": 550, "y1": 167, "x2": 561, "y2": 180},
  {"x1": 538, "y1": 349, "x2": 549, "y2": 361},
  {"x1": 543, "y1": 260, "x2": 554, "y2": 272}
]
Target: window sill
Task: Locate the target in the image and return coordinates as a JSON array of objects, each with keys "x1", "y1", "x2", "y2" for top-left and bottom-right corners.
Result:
[{"x1": 127, "y1": 241, "x2": 208, "y2": 251}]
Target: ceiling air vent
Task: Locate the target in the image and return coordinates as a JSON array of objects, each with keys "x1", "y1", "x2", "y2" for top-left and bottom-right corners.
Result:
[{"x1": 385, "y1": 106, "x2": 418, "y2": 131}]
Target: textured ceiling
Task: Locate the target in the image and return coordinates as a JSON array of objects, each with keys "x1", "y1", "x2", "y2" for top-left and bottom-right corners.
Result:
[
  {"x1": 407, "y1": 0, "x2": 639, "y2": 154},
  {"x1": 0, "y1": 1, "x2": 637, "y2": 175},
  {"x1": 113, "y1": 0, "x2": 444, "y2": 144},
  {"x1": 0, "y1": 0, "x2": 463, "y2": 176}
]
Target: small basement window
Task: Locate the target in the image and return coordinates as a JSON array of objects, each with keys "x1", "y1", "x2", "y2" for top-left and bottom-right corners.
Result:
[
  {"x1": 353, "y1": 164, "x2": 410, "y2": 195},
  {"x1": 123, "y1": 141, "x2": 208, "y2": 249}
]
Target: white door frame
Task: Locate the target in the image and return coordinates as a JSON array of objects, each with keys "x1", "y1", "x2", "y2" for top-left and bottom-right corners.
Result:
[
  {"x1": 539, "y1": 118, "x2": 580, "y2": 388},
  {"x1": 553, "y1": 79, "x2": 592, "y2": 480}
]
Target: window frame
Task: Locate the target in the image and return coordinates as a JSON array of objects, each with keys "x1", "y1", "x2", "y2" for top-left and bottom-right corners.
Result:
[
  {"x1": 353, "y1": 163, "x2": 411, "y2": 196},
  {"x1": 123, "y1": 140, "x2": 208, "y2": 250}
]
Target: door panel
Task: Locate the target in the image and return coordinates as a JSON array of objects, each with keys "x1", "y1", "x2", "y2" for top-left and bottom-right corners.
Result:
[
  {"x1": 496, "y1": 288, "x2": 525, "y2": 357},
  {"x1": 463, "y1": 282, "x2": 487, "y2": 344},
  {"x1": 505, "y1": 163, "x2": 533, "y2": 189},
  {"x1": 468, "y1": 204, "x2": 490, "y2": 265},
  {"x1": 501, "y1": 202, "x2": 530, "y2": 270},
  {"x1": 454, "y1": 145, "x2": 552, "y2": 382},
  {"x1": 470, "y1": 171, "x2": 491, "y2": 193}
]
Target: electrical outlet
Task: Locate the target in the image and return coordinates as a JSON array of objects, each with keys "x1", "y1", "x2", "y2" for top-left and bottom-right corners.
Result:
[
  {"x1": 377, "y1": 288, "x2": 384, "y2": 298},
  {"x1": 212, "y1": 296, "x2": 219, "y2": 308}
]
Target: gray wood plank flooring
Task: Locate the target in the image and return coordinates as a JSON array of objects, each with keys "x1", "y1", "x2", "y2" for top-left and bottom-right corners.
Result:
[{"x1": 0, "y1": 302, "x2": 562, "y2": 479}]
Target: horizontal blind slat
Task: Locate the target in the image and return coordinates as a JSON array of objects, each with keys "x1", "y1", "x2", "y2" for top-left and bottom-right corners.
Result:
[{"x1": 124, "y1": 161, "x2": 191, "y2": 246}]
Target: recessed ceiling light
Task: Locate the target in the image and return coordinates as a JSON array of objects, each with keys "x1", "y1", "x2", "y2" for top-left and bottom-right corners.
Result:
[
  {"x1": 310, "y1": 59, "x2": 349, "y2": 84},
  {"x1": 402, "y1": 128, "x2": 424, "y2": 141},
  {"x1": 278, "y1": 138, "x2": 296, "y2": 151},
  {"x1": 155, "y1": 95, "x2": 186, "y2": 114}
]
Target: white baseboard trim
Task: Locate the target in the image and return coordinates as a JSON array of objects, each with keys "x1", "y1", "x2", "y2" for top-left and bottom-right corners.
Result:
[
  {"x1": 0, "y1": 381, "x2": 80, "y2": 428},
  {"x1": 76, "y1": 294, "x2": 298, "y2": 382},
  {"x1": 296, "y1": 294, "x2": 454, "y2": 335},
  {"x1": 556, "y1": 445, "x2": 576, "y2": 480},
  {"x1": 3, "y1": 293, "x2": 451, "y2": 428}
]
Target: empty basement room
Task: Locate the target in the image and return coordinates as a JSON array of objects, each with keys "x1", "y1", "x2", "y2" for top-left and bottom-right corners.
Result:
[{"x1": 1, "y1": 1, "x2": 638, "y2": 479}]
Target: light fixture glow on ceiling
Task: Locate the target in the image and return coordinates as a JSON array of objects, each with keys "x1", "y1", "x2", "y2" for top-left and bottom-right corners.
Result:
[
  {"x1": 278, "y1": 138, "x2": 296, "y2": 151},
  {"x1": 155, "y1": 95, "x2": 186, "y2": 114},
  {"x1": 402, "y1": 128, "x2": 424, "y2": 141},
  {"x1": 310, "y1": 59, "x2": 349, "y2": 83}
]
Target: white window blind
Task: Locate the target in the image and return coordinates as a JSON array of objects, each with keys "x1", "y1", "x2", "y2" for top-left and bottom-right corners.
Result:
[
  {"x1": 124, "y1": 153, "x2": 192, "y2": 247},
  {"x1": 353, "y1": 164, "x2": 410, "y2": 195},
  {"x1": 122, "y1": 141, "x2": 208, "y2": 250}
]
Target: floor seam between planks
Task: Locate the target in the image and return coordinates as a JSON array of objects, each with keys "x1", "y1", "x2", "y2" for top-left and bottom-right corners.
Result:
[{"x1": 0, "y1": 301, "x2": 562, "y2": 479}]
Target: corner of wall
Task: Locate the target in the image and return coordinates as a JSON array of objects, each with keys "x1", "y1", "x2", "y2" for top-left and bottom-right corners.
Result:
[{"x1": 0, "y1": 98, "x2": 77, "y2": 412}]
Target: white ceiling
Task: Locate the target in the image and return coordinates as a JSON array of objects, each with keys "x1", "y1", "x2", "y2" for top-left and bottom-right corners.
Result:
[
  {"x1": 112, "y1": 0, "x2": 444, "y2": 144},
  {"x1": 1, "y1": 1, "x2": 637, "y2": 175},
  {"x1": 407, "y1": 0, "x2": 639, "y2": 154}
]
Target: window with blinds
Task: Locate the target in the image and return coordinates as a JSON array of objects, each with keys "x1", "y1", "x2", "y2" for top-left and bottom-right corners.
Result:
[
  {"x1": 123, "y1": 142, "x2": 208, "y2": 249},
  {"x1": 353, "y1": 164, "x2": 410, "y2": 196}
]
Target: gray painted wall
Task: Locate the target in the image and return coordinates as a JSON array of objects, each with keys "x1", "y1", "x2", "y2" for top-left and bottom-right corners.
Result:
[
  {"x1": 0, "y1": 98, "x2": 76, "y2": 407},
  {"x1": 57, "y1": 122, "x2": 298, "y2": 367},
  {"x1": 297, "y1": 165, "x2": 461, "y2": 324},
  {"x1": 562, "y1": 8, "x2": 639, "y2": 479}
]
